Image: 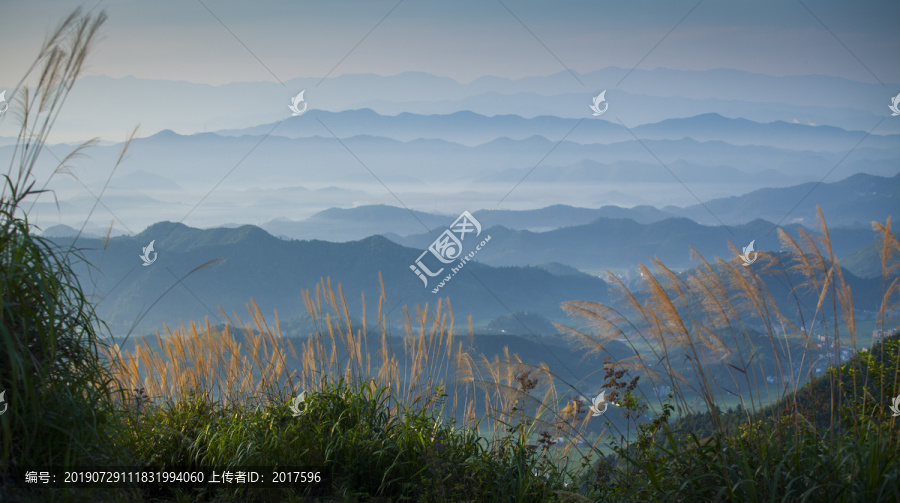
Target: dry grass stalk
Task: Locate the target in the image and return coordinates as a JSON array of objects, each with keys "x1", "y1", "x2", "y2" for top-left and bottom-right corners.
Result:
[
  {"x1": 103, "y1": 208, "x2": 898, "y2": 469},
  {"x1": 561, "y1": 207, "x2": 899, "y2": 437}
]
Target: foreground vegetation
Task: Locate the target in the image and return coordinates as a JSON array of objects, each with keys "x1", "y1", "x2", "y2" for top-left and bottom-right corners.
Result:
[{"x1": 2, "y1": 8, "x2": 899, "y2": 502}]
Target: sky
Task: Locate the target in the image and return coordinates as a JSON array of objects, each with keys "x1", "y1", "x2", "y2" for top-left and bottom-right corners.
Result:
[
  {"x1": 0, "y1": 0, "x2": 898, "y2": 233},
  {"x1": 1, "y1": 0, "x2": 898, "y2": 87}
]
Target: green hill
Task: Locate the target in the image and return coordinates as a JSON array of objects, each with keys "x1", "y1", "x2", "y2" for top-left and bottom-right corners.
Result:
[{"x1": 840, "y1": 232, "x2": 900, "y2": 279}]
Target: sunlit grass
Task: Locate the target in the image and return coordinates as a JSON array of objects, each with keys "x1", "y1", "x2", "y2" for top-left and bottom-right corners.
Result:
[
  {"x1": 99, "y1": 210, "x2": 900, "y2": 499},
  {"x1": 554, "y1": 209, "x2": 900, "y2": 500}
]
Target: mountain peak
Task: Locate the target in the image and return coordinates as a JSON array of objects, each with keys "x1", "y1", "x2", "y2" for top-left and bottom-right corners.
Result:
[
  {"x1": 148, "y1": 129, "x2": 181, "y2": 139},
  {"x1": 40, "y1": 224, "x2": 85, "y2": 238},
  {"x1": 139, "y1": 221, "x2": 193, "y2": 237}
]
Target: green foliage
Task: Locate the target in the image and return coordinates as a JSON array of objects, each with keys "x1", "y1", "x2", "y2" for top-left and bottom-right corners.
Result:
[
  {"x1": 570, "y1": 331, "x2": 900, "y2": 502},
  {"x1": 114, "y1": 378, "x2": 571, "y2": 502},
  {"x1": 0, "y1": 8, "x2": 140, "y2": 502}
]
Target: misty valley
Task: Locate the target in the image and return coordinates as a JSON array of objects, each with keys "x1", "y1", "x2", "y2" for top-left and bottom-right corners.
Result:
[{"x1": 2, "y1": 3, "x2": 899, "y2": 501}]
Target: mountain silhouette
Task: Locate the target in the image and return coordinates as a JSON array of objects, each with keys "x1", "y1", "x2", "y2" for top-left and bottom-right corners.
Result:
[{"x1": 54, "y1": 223, "x2": 610, "y2": 334}]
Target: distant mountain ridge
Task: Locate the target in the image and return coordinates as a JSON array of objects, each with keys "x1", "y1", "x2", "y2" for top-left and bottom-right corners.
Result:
[
  {"x1": 218, "y1": 110, "x2": 900, "y2": 152},
  {"x1": 13, "y1": 104, "x2": 898, "y2": 237},
  {"x1": 54, "y1": 122, "x2": 894, "y2": 191},
  {"x1": 264, "y1": 172, "x2": 897, "y2": 246},
  {"x1": 41, "y1": 224, "x2": 99, "y2": 239},
  {"x1": 40, "y1": 68, "x2": 899, "y2": 143},
  {"x1": 390, "y1": 215, "x2": 883, "y2": 274},
  {"x1": 670, "y1": 171, "x2": 899, "y2": 227},
  {"x1": 53, "y1": 222, "x2": 610, "y2": 333},
  {"x1": 263, "y1": 204, "x2": 674, "y2": 242},
  {"x1": 49, "y1": 218, "x2": 888, "y2": 346}
]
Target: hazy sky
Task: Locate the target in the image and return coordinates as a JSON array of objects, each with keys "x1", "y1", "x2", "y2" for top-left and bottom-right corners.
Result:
[
  {"x1": 2, "y1": 0, "x2": 898, "y2": 232},
  {"x1": 2, "y1": 0, "x2": 898, "y2": 86}
]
